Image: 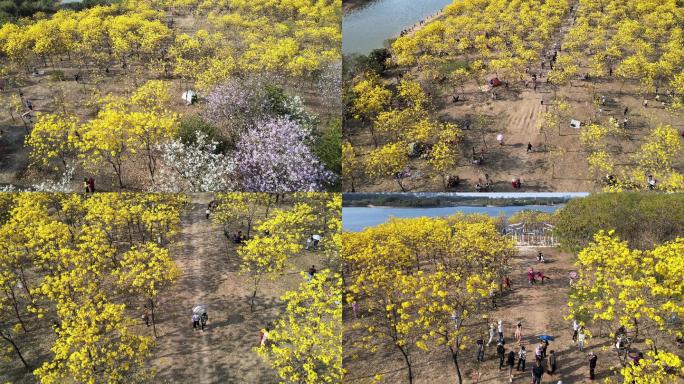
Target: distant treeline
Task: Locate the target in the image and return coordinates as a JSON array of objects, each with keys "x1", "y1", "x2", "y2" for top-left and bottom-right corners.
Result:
[
  {"x1": 342, "y1": 193, "x2": 571, "y2": 207},
  {"x1": 0, "y1": 0, "x2": 115, "y2": 25},
  {"x1": 554, "y1": 193, "x2": 684, "y2": 252}
]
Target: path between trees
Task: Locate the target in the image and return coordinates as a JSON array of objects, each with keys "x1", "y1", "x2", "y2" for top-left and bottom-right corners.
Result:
[{"x1": 146, "y1": 194, "x2": 282, "y2": 383}]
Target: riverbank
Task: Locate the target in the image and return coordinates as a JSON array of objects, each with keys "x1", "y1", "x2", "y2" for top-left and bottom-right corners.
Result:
[
  {"x1": 399, "y1": 8, "x2": 445, "y2": 38},
  {"x1": 343, "y1": 0, "x2": 372, "y2": 14}
]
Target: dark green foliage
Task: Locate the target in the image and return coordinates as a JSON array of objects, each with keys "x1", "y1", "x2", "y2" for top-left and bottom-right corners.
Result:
[
  {"x1": 342, "y1": 49, "x2": 390, "y2": 80},
  {"x1": 178, "y1": 115, "x2": 230, "y2": 153},
  {"x1": 314, "y1": 118, "x2": 342, "y2": 176},
  {"x1": 554, "y1": 193, "x2": 684, "y2": 252}
]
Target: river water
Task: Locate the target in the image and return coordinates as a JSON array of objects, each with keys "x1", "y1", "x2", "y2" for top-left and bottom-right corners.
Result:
[
  {"x1": 342, "y1": 205, "x2": 563, "y2": 232},
  {"x1": 343, "y1": 0, "x2": 454, "y2": 54}
]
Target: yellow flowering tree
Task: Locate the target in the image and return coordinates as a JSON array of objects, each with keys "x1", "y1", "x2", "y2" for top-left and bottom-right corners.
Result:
[{"x1": 257, "y1": 269, "x2": 343, "y2": 384}]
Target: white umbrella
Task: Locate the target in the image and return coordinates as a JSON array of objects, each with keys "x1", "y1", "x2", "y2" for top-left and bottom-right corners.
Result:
[{"x1": 193, "y1": 304, "x2": 207, "y2": 315}]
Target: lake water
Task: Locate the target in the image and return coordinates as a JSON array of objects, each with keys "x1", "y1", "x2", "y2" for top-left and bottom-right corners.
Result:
[
  {"x1": 343, "y1": 0, "x2": 454, "y2": 54},
  {"x1": 343, "y1": 205, "x2": 563, "y2": 232}
]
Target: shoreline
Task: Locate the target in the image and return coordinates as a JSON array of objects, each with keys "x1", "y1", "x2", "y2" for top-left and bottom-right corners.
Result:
[
  {"x1": 342, "y1": 0, "x2": 372, "y2": 15},
  {"x1": 398, "y1": 8, "x2": 446, "y2": 39}
]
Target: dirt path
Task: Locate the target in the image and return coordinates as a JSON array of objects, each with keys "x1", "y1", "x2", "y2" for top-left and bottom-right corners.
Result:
[{"x1": 146, "y1": 196, "x2": 320, "y2": 383}]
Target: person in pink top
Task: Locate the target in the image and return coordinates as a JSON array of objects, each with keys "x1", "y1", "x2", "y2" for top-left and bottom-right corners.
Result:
[{"x1": 527, "y1": 268, "x2": 536, "y2": 284}]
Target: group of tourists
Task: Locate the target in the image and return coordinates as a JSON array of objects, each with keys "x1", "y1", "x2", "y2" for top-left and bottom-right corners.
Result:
[
  {"x1": 488, "y1": 320, "x2": 559, "y2": 383},
  {"x1": 191, "y1": 311, "x2": 209, "y2": 331}
]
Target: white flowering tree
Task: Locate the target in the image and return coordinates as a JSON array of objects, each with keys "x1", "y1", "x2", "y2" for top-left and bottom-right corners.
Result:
[{"x1": 154, "y1": 131, "x2": 235, "y2": 192}]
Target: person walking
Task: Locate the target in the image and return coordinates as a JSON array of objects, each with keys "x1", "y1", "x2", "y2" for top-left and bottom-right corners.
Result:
[
  {"x1": 527, "y1": 142, "x2": 533, "y2": 153},
  {"x1": 83, "y1": 178, "x2": 90, "y2": 193},
  {"x1": 572, "y1": 319, "x2": 580, "y2": 343},
  {"x1": 535, "y1": 342, "x2": 543, "y2": 362},
  {"x1": 506, "y1": 350, "x2": 516, "y2": 382},
  {"x1": 528, "y1": 268, "x2": 536, "y2": 285},
  {"x1": 487, "y1": 322, "x2": 497, "y2": 346},
  {"x1": 476, "y1": 338, "x2": 485, "y2": 362},
  {"x1": 200, "y1": 312, "x2": 208, "y2": 331},
  {"x1": 88, "y1": 177, "x2": 95, "y2": 193},
  {"x1": 515, "y1": 321, "x2": 523, "y2": 345},
  {"x1": 541, "y1": 339, "x2": 549, "y2": 358},
  {"x1": 192, "y1": 313, "x2": 200, "y2": 331},
  {"x1": 578, "y1": 327, "x2": 587, "y2": 351},
  {"x1": 497, "y1": 342, "x2": 505, "y2": 369},
  {"x1": 589, "y1": 351, "x2": 598, "y2": 380},
  {"x1": 517, "y1": 345, "x2": 527, "y2": 372},
  {"x1": 259, "y1": 326, "x2": 270, "y2": 347},
  {"x1": 532, "y1": 361, "x2": 544, "y2": 384},
  {"x1": 624, "y1": 106, "x2": 629, "y2": 116},
  {"x1": 547, "y1": 349, "x2": 557, "y2": 374},
  {"x1": 497, "y1": 320, "x2": 504, "y2": 343}
]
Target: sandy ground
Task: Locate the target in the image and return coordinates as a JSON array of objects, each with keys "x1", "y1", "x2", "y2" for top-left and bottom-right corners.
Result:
[
  {"x1": 347, "y1": 1, "x2": 684, "y2": 193},
  {"x1": 0, "y1": 194, "x2": 325, "y2": 383},
  {"x1": 343, "y1": 247, "x2": 650, "y2": 383}
]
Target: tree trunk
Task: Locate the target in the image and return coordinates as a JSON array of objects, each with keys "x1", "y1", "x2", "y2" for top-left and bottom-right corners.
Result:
[
  {"x1": 150, "y1": 298, "x2": 158, "y2": 338},
  {"x1": 632, "y1": 318, "x2": 638, "y2": 339},
  {"x1": 369, "y1": 124, "x2": 379, "y2": 148},
  {"x1": 450, "y1": 347, "x2": 463, "y2": 384},
  {"x1": 6, "y1": 287, "x2": 28, "y2": 333},
  {"x1": 0, "y1": 329, "x2": 29, "y2": 370},
  {"x1": 250, "y1": 278, "x2": 260, "y2": 312},
  {"x1": 397, "y1": 346, "x2": 413, "y2": 384}
]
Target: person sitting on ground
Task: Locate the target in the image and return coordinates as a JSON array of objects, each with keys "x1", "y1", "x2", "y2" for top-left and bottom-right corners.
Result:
[
  {"x1": 647, "y1": 175, "x2": 657, "y2": 190},
  {"x1": 537, "y1": 251, "x2": 544, "y2": 263},
  {"x1": 452, "y1": 94, "x2": 460, "y2": 103},
  {"x1": 475, "y1": 183, "x2": 482, "y2": 193},
  {"x1": 232, "y1": 231, "x2": 244, "y2": 244},
  {"x1": 308, "y1": 265, "x2": 317, "y2": 280},
  {"x1": 447, "y1": 175, "x2": 461, "y2": 188},
  {"x1": 527, "y1": 142, "x2": 533, "y2": 152},
  {"x1": 512, "y1": 178, "x2": 522, "y2": 189}
]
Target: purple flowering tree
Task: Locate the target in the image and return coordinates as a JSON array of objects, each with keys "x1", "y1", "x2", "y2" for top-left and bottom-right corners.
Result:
[
  {"x1": 231, "y1": 117, "x2": 335, "y2": 191},
  {"x1": 204, "y1": 78, "x2": 266, "y2": 139}
]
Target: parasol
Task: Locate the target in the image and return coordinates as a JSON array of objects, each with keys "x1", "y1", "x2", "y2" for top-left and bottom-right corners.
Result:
[{"x1": 193, "y1": 304, "x2": 207, "y2": 315}]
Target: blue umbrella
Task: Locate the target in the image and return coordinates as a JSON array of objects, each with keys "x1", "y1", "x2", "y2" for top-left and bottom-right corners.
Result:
[{"x1": 539, "y1": 335, "x2": 555, "y2": 341}]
